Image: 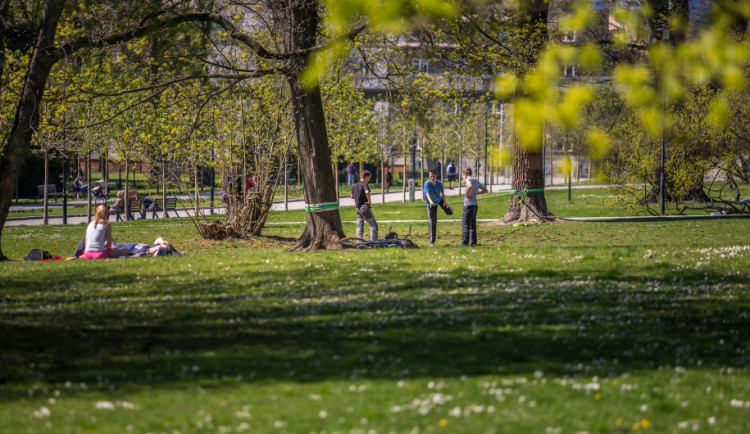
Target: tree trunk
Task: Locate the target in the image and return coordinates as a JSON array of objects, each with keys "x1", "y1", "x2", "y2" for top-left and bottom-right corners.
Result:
[
  {"x1": 285, "y1": 76, "x2": 345, "y2": 251},
  {"x1": 281, "y1": 1, "x2": 344, "y2": 251},
  {"x1": 162, "y1": 158, "x2": 167, "y2": 218},
  {"x1": 124, "y1": 158, "x2": 129, "y2": 221},
  {"x1": 501, "y1": 126, "x2": 556, "y2": 224},
  {"x1": 87, "y1": 153, "x2": 92, "y2": 222},
  {"x1": 43, "y1": 149, "x2": 49, "y2": 225},
  {"x1": 0, "y1": 0, "x2": 64, "y2": 260},
  {"x1": 194, "y1": 156, "x2": 199, "y2": 216}
]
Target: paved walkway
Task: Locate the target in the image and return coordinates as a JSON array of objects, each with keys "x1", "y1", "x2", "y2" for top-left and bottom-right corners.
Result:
[
  {"x1": 7, "y1": 182, "x2": 516, "y2": 226},
  {"x1": 6, "y1": 183, "x2": 628, "y2": 227}
]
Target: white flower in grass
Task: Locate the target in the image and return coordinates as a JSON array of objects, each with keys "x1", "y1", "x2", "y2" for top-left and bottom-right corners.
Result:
[
  {"x1": 707, "y1": 416, "x2": 716, "y2": 425},
  {"x1": 319, "y1": 410, "x2": 327, "y2": 419},
  {"x1": 95, "y1": 401, "x2": 115, "y2": 410},
  {"x1": 33, "y1": 407, "x2": 51, "y2": 418},
  {"x1": 448, "y1": 407, "x2": 461, "y2": 417}
]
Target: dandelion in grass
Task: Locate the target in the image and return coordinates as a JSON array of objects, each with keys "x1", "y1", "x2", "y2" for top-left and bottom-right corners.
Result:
[
  {"x1": 95, "y1": 401, "x2": 115, "y2": 410},
  {"x1": 33, "y1": 406, "x2": 51, "y2": 418}
]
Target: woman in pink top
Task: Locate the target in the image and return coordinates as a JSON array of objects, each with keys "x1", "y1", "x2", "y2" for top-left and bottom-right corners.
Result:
[{"x1": 82, "y1": 205, "x2": 114, "y2": 259}]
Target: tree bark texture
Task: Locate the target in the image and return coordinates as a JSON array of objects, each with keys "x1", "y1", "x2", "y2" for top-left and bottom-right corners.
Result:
[
  {"x1": 283, "y1": 0, "x2": 344, "y2": 251},
  {"x1": 285, "y1": 76, "x2": 345, "y2": 251},
  {"x1": 0, "y1": 0, "x2": 65, "y2": 260},
  {"x1": 501, "y1": 126, "x2": 556, "y2": 224}
]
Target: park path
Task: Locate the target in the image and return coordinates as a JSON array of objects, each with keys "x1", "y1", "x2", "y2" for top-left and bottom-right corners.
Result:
[{"x1": 6, "y1": 183, "x2": 615, "y2": 227}]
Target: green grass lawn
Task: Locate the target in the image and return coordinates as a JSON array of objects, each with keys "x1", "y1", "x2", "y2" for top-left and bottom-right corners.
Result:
[{"x1": 1, "y1": 192, "x2": 749, "y2": 433}]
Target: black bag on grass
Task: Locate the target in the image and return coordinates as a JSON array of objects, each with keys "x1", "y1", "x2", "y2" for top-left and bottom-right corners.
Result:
[{"x1": 24, "y1": 249, "x2": 53, "y2": 261}]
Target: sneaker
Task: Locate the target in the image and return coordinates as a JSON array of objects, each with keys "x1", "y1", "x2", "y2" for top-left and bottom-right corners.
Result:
[
  {"x1": 430, "y1": 243, "x2": 435, "y2": 247},
  {"x1": 458, "y1": 243, "x2": 468, "y2": 247}
]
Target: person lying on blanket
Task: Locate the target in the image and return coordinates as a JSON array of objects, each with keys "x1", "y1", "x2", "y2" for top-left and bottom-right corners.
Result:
[
  {"x1": 74, "y1": 232, "x2": 181, "y2": 258},
  {"x1": 115, "y1": 237, "x2": 180, "y2": 257}
]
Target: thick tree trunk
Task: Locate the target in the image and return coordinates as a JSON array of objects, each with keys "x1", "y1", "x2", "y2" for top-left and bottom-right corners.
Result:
[
  {"x1": 0, "y1": 0, "x2": 64, "y2": 260},
  {"x1": 282, "y1": 0, "x2": 345, "y2": 251},
  {"x1": 286, "y1": 76, "x2": 345, "y2": 251},
  {"x1": 501, "y1": 127, "x2": 556, "y2": 224}
]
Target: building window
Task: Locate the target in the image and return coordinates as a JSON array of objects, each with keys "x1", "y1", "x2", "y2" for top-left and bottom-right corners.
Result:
[{"x1": 412, "y1": 58, "x2": 429, "y2": 73}]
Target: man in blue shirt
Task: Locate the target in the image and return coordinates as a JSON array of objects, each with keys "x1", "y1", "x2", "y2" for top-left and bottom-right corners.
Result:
[
  {"x1": 462, "y1": 167, "x2": 488, "y2": 247},
  {"x1": 423, "y1": 170, "x2": 446, "y2": 247}
]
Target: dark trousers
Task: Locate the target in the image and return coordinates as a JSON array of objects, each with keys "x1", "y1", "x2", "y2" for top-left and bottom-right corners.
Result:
[
  {"x1": 427, "y1": 203, "x2": 439, "y2": 244},
  {"x1": 462, "y1": 205, "x2": 478, "y2": 246}
]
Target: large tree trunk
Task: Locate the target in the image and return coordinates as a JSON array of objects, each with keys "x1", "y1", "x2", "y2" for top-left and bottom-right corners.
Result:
[
  {"x1": 283, "y1": 0, "x2": 345, "y2": 251},
  {"x1": 501, "y1": 125, "x2": 556, "y2": 224},
  {"x1": 0, "y1": 0, "x2": 64, "y2": 260},
  {"x1": 286, "y1": 76, "x2": 345, "y2": 251}
]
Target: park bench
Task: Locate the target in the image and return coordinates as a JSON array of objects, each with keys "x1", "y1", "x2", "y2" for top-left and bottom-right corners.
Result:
[
  {"x1": 127, "y1": 197, "x2": 143, "y2": 220},
  {"x1": 151, "y1": 197, "x2": 178, "y2": 218},
  {"x1": 68, "y1": 182, "x2": 82, "y2": 200},
  {"x1": 108, "y1": 200, "x2": 124, "y2": 222},
  {"x1": 36, "y1": 184, "x2": 63, "y2": 201}
]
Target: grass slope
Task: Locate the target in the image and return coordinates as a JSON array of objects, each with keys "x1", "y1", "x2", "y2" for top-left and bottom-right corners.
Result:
[{"x1": 1, "y1": 190, "x2": 749, "y2": 433}]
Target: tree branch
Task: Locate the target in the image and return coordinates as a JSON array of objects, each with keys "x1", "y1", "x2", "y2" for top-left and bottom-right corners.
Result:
[{"x1": 50, "y1": 11, "x2": 368, "y2": 63}]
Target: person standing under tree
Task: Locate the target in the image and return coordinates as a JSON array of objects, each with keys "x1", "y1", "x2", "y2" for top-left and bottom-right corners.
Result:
[
  {"x1": 346, "y1": 162, "x2": 358, "y2": 186},
  {"x1": 434, "y1": 160, "x2": 442, "y2": 181},
  {"x1": 384, "y1": 166, "x2": 393, "y2": 193},
  {"x1": 423, "y1": 169, "x2": 446, "y2": 247},
  {"x1": 446, "y1": 161, "x2": 457, "y2": 189},
  {"x1": 461, "y1": 167, "x2": 488, "y2": 247},
  {"x1": 351, "y1": 170, "x2": 378, "y2": 240}
]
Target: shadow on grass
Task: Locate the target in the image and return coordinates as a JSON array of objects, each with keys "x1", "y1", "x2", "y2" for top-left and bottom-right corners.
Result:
[{"x1": 0, "y1": 267, "x2": 748, "y2": 401}]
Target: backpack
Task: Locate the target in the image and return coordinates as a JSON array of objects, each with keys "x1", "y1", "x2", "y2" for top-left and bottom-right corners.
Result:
[{"x1": 24, "y1": 249, "x2": 54, "y2": 261}]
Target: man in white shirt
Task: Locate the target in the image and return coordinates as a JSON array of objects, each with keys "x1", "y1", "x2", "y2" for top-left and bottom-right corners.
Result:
[{"x1": 461, "y1": 167, "x2": 488, "y2": 246}]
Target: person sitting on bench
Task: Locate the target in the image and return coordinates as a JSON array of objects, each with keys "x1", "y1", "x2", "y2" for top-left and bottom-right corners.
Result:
[{"x1": 73, "y1": 175, "x2": 88, "y2": 193}]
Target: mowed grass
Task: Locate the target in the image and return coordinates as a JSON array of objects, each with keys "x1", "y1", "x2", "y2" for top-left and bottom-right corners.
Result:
[{"x1": 1, "y1": 190, "x2": 749, "y2": 433}]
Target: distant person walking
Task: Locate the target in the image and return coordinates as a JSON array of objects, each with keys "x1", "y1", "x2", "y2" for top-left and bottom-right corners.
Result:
[
  {"x1": 433, "y1": 160, "x2": 442, "y2": 181},
  {"x1": 351, "y1": 170, "x2": 378, "y2": 240},
  {"x1": 384, "y1": 166, "x2": 393, "y2": 193},
  {"x1": 423, "y1": 170, "x2": 446, "y2": 247},
  {"x1": 446, "y1": 161, "x2": 457, "y2": 189},
  {"x1": 346, "y1": 162, "x2": 358, "y2": 186},
  {"x1": 461, "y1": 167, "x2": 487, "y2": 247}
]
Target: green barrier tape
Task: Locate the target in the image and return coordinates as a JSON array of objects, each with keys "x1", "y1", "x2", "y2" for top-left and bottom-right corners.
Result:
[
  {"x1": 510, "y1": 188, "x2": 545, "y2": 194},
  {"x1": 304, "y1": 202, "x2": 340, "y2": 212}
]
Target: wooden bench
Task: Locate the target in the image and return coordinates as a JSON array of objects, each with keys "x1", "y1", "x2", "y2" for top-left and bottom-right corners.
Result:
[
  {"x1": 108, "y1": 200, "x2": 125, "y2": 222},
  {"x1": 152, "y1": 197, "x2": 178, "y2": 218},
  {"x1": 36, "y1": 184, "x2": 63, "y2": 201},
  {"x1": 68, "y1": 183, "x2": 81, "y2": 200},
  {"x1": 127, "y1": 197, "x2": 143, "y2": 220}
]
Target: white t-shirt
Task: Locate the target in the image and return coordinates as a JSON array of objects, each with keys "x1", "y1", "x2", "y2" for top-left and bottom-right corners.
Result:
[
  {"x1": 464, "y1": 177, "x2": 485, "y2": 206},
  {"x1": 85, "y1": 221, "x2": 107, "y2": 252}
]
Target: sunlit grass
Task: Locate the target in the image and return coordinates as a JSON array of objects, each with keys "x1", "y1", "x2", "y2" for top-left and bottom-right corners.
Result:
[{"x1": 1, "y1": 191, "x2": 749, "y2": 432}]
